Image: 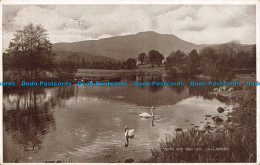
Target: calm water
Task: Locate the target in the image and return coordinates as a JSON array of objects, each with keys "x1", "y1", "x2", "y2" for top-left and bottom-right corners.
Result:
[{"x1": 3, "y1": 78, "x2": 234, "y2": 163}]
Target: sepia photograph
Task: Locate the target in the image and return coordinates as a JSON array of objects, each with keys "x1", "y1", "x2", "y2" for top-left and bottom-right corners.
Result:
[{"x1": 1, "y1": 0, "x2": 259, "y2": 163}]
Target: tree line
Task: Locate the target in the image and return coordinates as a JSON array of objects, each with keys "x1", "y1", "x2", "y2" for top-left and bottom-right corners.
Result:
[
  {"x1": 137, "y1": 50, "x2": 164, "y2": 67},
  {"x1": 165, "y1": 43, "x2": 256, "y2": 80}
]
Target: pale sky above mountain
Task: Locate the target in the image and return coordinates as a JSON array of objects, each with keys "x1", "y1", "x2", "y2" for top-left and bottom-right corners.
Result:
[{"x1": 2, "y1": 5, "x2": 256, "y2": 49}]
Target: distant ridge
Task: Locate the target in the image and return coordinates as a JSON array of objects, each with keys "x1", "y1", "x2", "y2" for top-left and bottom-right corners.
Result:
[{"x1": 52, "y1": 31, "x2": 254, "y2": 61}]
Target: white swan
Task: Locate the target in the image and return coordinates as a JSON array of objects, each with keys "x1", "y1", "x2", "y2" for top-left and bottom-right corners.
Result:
[
  {"x1": 139, "y1": 106, "x2": 154, "y2": 118},
  {"x1": 125, "y1": 126, "x2": 134, "y2": 147}
]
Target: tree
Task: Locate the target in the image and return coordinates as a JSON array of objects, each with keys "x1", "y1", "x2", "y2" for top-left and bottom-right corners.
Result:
[
  {"x1": 7, "y1": 23, "x2": 55, "y2": 77},
  {"x1": 218, "y1": 41, "x2": 238, "y2": 58},
  {"x1": 138, "y1": 53, "x2": 146, "y2": 65},
  {"x1": 236, "y1": 51, "x2": 249, "y2": 69},
  {"x1": 81, "y1": 57, "x2": 86, "y2": 68},
  {"x1": 186, "y1": 49, "x2": 200, "y2": 75},
  {"x1": 168, "y1": 50, "x2": 186, "y2": 67},
  {"x1": 71, "y1": 53, "x2": 81, "y2": 68},
  {"x1": 156, "y1": 53, "x2": 164, "y2": 67},
  {"x1": 165, "y1": 50, "x2": 186, "y2": 71},
  {"x1": 200, "y1": 47, "x2": 218, "y2": 78},
  {"x1": 189, "y1": 49, "x2": 200, "y2": 67},
  {"x1": 248, "y1": 45, "x2": 256, "y2": 69},
  {"x1": 3, "y1": 52, "x2": 13, "y2": 71},
  {"x1": 200, "y1": 46, "x2": 235, "y2": 81},
  {"x1": 125, "y1": 58, "x2": 137, "y2": 69},
  {"x1": 59, "y1": 55, "x2": 78, "y2": 74},
  {"x1": 148, "y1": 50, "x2": 164, "y2": 67}
]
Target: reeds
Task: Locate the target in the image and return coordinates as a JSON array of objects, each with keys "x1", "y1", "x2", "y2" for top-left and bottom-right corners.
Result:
[
  {"x1": 142, "y1": 126, "x2": 255, "y2": 162},
  {"x1": 142, "y1": 94, "x2": 256, "y2": 163}
]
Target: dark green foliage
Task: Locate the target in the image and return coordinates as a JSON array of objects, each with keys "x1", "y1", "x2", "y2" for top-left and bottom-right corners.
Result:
[
  {"x1": 167, "y1": 50, "x2": 186, "y2": 67},
  {"x1": 138, "y1": 53, "x2": 146, "y2": 65},
  {"x1": 248, "y1": 45, "x2": 256, "y2": 69},
  {"x1": 142, "y1": 126, "x2": 255, "y2": 163},
  {"x1": 200, "y1": 47, "x2": 236, "y2": 81},
  {"x1": 59, "y1": 55, "x2": 78, "y2": 73},
  {"x1": 125, "y1": 58, "x2": 138, "y2": 69},
  {"x1": 5, "y1": 23, "x2": 56, "y2": 78},
  {"x1": 186, "y1": 49, "x2": 200, "y2": 75},
  {"x1": 148, "y1": 50, "x2": 164, "y2": 67},
  {"x1": 165, "y1": 42, "x2": 256, "y2": 80}
]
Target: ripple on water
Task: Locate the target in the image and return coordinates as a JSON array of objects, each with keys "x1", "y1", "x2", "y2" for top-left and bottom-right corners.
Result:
[
  {"x1": 115, "y1": 96, "x2": 124, "y2": 99},
  {"x1": 3, "y1": 85, "x2": 234, "y2": 163}
]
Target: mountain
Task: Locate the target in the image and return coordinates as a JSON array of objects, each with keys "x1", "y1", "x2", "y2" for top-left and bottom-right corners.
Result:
[
  {"x1": 53, "y1": 51, "x2": 117, "y2": 63},
  {"x1": 52, "y1": 31, "x2": 255, "y2": 61},
  {"x1": 52, "y1": 31, "x2": 203, "y2": 61}
]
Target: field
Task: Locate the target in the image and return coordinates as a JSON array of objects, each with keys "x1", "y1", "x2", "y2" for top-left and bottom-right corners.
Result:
[{"x1": 75, "y1": 64, "x2": 167, "y2": 81}]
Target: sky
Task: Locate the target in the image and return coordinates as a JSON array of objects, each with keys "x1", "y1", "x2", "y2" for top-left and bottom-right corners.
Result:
[{"x1": 2, "y1": 5, "x2": 256, "y2": 50}]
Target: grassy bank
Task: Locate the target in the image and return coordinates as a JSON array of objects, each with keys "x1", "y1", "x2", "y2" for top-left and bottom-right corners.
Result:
[
  {"x1": 142, "y1": 117, "x2": 255, "y2": 163},
  {"x1": 75, "y1": 65, "x2": 167, "y2": 81},
  {"x1": 76, "y1": 65, "x2": 166, "y2": 75},
  {"x1": 142, "y1": 97, "x2": 256, "y2": 162}
]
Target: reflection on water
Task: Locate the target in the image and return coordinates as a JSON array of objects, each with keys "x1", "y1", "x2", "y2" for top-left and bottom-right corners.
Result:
[{"x1": 3, "y1": 75, "x2": 235, "y2": 163}]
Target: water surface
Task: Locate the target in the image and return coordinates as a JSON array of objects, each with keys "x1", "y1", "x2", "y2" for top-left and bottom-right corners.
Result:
[{"x1": 3, "y1": 81, "x2": 233, "y2": 163}]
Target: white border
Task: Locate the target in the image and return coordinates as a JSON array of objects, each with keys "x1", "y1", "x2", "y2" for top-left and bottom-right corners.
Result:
[
  {"x1": 0, "y1": 0, "x2": 259, "y2": 165},
  {"x1": 0, "y1": 0, "x2": 259, "y2": 5}
]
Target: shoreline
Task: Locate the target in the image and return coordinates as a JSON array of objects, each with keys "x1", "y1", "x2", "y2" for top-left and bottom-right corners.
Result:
[{"x1": 141, "y1": 82, "x2": 256, "y2": 163}]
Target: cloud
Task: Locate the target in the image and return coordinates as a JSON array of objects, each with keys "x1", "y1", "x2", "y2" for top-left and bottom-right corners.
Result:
[
  {"x1": 2, "y1": 5, "x2": 256, "y2": 49},
  {"x1": 152, "y1": 5, "x2": 256, "y2": 44},
  {"x1": 14, "y1": 6, "x2": 72, "y2": 30},
  {"x1": 79, "y1": 6, "x2": 154, "y2": 37}
]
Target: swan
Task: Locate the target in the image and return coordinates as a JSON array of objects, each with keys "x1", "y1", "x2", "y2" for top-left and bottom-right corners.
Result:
[
  {"x1": 139, "y1": 106, "x2": 154, "y2": 118},
  {"x1": 125, "y1": 126, "x2": 134, "y2": 147}
]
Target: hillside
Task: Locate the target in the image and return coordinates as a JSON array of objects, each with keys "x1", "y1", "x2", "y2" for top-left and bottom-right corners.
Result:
[
  {"x1": 52, "y1": 31, "x2": 255, "y2": 61},
  {"x1": 52, "y1": 31, "x2": 203, "y2": 61}
]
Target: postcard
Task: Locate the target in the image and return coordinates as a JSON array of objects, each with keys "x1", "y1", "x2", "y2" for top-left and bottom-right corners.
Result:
[{"x1": 1, "y1": 0, "x2": 259, "y2": 164}]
